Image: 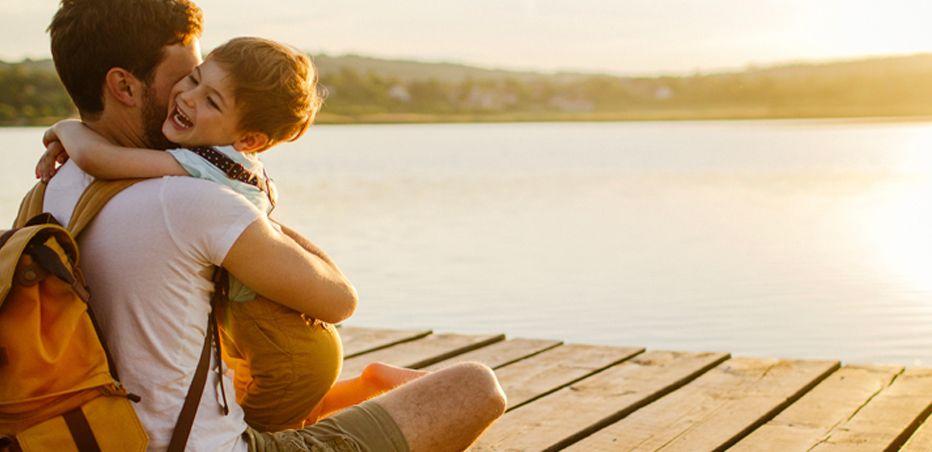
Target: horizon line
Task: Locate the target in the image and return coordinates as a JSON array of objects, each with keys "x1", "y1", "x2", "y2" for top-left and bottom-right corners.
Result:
[{"x1": 4, "y1": 49, "x2": 931, "y2": 79}]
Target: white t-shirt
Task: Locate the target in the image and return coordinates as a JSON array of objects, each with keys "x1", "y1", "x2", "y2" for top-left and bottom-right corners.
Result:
[{"x1": 44, "y1": 161, "x2": 261, "y2": 452}]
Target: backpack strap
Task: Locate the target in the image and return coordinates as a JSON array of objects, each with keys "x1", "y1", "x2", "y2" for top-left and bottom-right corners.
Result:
[
  {"x1": 67, "y1": 179, "x2": 144, "y2": 236},
  {"x1": 167, "y1": 268, "x2": 230, "y2": 452},
  {"x1": 13, "y1": 182, "x2": 48, "y2": 228},
  {"x1": 43, "y1": 180, "x2": 145, "y2": 386},
  {"x1": 13, "y1": 179, "x2": 144, "y2": 233}
]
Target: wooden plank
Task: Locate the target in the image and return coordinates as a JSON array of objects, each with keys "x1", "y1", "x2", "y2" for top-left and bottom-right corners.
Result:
[
  {"x1": 423, "y1": 338, "x2": 562, "y2": 371},
  {"x1": 809, "y1": 368, "x2": 932, "y2": 451},
  {"x1": 471, "y1": 350, "x2": 728, "y2": 451},
  {"x1": 494, "y1": 343, "x2": 643, "y2": 411},
  {"x1": 903, "y1": 414, "x2": 932, "y2": 451},
  {"x1": 731, "y1": 364, "x2": 903, "y2": 451},
  {"x1": 337, "y1": 326, "x2": 431, "y2": 358},
  {"x1": 565, "y1": 357, "x2": 838, "y2": 451},
  {"x1": 339, "y1": 332, "x2": 505, "y2": 379}
]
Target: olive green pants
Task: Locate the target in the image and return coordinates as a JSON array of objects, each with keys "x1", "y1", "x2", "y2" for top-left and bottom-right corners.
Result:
[{"x1": 243, "y1": 400, "x2": 409, "y2": 452}]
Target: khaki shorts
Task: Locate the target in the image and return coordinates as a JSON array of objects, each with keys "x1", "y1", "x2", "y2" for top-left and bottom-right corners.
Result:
[
  {"x1": 243, "y1": 400, "x2": 409, "y2": 452},
  {"x1": 220, "y1": 297, "x2": 343, "y2": 432}
]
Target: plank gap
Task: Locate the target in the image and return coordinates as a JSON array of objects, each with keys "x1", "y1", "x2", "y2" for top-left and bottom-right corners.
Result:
[
  {"x1": 507, "y1": 348, "x2": 645, "y2": 413},
  {"x1": 716, "y1": 360, "x2": 841, "y2": 451},
  {"x1": 338, "y1": 326, "x2": 433, "y2": 359},
  {"x1": 544, "y1": 351, "x2": 730, "y2": 452},
  {"x1": 408, "y1": 334, "x2": 507, "y2": 369}
]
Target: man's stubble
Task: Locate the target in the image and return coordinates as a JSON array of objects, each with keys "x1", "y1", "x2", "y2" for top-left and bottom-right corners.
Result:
[{"x1": 142, "y1": 85, "x2": 179, "y2": 150}]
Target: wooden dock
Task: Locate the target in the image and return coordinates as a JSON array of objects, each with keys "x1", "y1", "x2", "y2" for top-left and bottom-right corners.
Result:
[{"x1": 337, "y1": 326, "x2": 932, "y2": 451}]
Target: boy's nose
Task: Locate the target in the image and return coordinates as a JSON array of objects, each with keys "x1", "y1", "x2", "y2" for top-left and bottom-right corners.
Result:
[{"x1": 179, "y1": 91, "x2": 196, "y2": 108}]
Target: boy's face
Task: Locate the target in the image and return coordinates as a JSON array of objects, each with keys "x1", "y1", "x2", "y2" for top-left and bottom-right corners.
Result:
[
  {"x1": 143, "y1": 40, "x2": 202, "y2": 149},
  {"x1": 163, "y1": 59, "x2": 242, "y2": 147}
]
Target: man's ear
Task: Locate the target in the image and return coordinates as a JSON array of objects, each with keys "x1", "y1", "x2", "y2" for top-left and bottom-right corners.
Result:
[
  {"x1": 104, "y1": 68, "x2": 144, "y2": 107},
  {"x1": 233, "y1": 131, "x2": 271, "y2": 153}
]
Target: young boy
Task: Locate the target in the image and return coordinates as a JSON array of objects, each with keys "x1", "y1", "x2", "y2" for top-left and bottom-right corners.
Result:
[{"x1": 38, "y1": 36, "x2": 427, "y2": 432}]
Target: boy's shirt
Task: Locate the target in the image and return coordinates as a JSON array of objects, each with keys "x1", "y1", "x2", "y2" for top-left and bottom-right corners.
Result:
[
  {"x1": 168, "y1": 145, "x2": 275, "y2": 302},
  {"x1": 168, "y1": 145, "x2": 275, "y2": 215}
]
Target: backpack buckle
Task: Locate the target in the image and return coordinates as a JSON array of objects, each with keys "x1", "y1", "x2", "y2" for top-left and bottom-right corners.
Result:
[
  {"x1": 14, "y1": 255, "x2": 48, "y2": 287},
  {"x1": 0, "y1": 436, "x2": 21, "y2": 452}
]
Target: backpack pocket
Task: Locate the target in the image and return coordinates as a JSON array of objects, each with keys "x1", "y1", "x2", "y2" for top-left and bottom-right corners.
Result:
[{"x1": 14, "y1": 393, "x2": 148, "y2": 452}]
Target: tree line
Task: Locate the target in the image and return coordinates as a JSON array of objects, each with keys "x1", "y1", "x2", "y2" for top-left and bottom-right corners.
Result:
[{"x1": 4, "y1": 55, "x2": 932, "y2": 125}]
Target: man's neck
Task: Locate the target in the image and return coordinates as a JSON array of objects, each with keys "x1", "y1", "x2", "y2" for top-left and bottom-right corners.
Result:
[{"x1": 83, "y1": 112, "x2": 147, "y2": 149}]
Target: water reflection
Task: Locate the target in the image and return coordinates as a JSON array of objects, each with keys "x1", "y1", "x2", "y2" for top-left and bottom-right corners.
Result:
[
  {"x1": 858, "y1": 177, "x2": 932, "y2": 298},
  {"x1": 4, "y1": 120, "x2": 932, "y2": 365}
]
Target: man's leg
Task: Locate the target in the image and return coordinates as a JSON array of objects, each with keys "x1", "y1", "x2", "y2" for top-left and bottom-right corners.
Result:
[
  {"x1": 245, "y1": 361, "x2": 506, "y2": 452},
  {"x1": 374, "y1": 361, "x2": 507, "y2": 452}
]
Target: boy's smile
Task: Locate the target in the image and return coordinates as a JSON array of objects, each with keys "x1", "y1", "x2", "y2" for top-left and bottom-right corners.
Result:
[{"x1": 163, "y1": 59, "x2": 242, "y2": 148}]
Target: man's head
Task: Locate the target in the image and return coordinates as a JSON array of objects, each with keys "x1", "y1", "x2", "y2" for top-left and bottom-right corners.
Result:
[{"x1": 48, "y1": 0, "x2": 203, "y2": 148}]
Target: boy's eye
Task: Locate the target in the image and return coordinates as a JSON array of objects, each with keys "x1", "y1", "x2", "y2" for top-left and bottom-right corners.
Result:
[
  {"x1": 187, "y1": 75, "x2": 198, "y2": 85},
  {"x1": 207, "y1": 97, "x2": 220, "y2": 110}
]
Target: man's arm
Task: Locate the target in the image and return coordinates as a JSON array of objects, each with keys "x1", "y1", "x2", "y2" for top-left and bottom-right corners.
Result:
[
  {"x1": 222, "y1": 217, "x2": 358, "y2": 324},
  {"x1": 274, "y1": 221, "x2": 340, "y2": 267}
]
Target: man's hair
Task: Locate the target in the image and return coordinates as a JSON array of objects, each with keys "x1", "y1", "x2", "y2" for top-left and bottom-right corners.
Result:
[
  {"x1": 48, "y1": 0, "x2": 203, "y2": 118},
  {"x1": 207, "y1": 37, "x2": 323, "y2": 147}
]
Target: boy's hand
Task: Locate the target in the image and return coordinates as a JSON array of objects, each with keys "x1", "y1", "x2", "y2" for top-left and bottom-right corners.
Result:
[
  {"x1": 37, "y1": 120, "x2": 84, "y2": 183},
  {"x1": 36, "y1": 139, "x2": 69, "y2": 183}
]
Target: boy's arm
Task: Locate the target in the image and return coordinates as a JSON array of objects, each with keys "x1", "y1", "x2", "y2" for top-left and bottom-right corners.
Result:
[{"x1": 41, "y1": 120, "x2": 187, "y2": 180}]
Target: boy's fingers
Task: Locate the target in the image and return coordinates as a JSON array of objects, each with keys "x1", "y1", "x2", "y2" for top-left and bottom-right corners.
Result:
[
  {"x1": 42, "y1": 128, "x2": 58, "y2": 147},
  {"x1": 37, "y1": 141, "x2": 65, "y2": 182}
]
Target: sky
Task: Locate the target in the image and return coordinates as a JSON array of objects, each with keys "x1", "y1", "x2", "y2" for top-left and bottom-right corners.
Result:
[{"x1": 2, "y1": 0, "x2": 932, "y2": 75}]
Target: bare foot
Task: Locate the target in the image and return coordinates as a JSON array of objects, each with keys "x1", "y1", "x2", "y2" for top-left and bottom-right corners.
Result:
[{"x1": 306, "y1": 362, "x2": 432, "y2": 425}]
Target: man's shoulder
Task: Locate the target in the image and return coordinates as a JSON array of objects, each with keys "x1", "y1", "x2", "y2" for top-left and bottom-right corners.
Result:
[
  {"x1": 157, "y1": 176, "x2": 256, "y2": 205},
  {"x1": 155, "y1": 176, "x2": 264, "y2": 224}
]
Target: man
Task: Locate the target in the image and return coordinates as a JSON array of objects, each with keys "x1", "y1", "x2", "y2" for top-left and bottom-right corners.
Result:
[{"x1": 40, "y1": 1, "x2": 506, "y2": 450}]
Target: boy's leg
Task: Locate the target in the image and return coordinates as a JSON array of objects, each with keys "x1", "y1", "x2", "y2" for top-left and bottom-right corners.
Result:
[
  {"x1": 372, "y1": 361, "x2": 507, "y2": 452},
  {"x1": 313, "y1": 362, "x2": 430, "y2": 420},
  {"x1": 227, "y1": 297, "x2": 343, "y2": 431},
  {"x1": 361, "y1": 362, "x2": 430, "y2": 390}
]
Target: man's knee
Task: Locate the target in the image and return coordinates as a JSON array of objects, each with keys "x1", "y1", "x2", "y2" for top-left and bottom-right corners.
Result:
[{"x1": 447, "y1": 361, "x2": 507, "y2": 418}]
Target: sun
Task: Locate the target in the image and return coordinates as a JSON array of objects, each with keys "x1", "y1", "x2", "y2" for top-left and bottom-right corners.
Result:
[{"x1": 857, "y1": 176, "x2": 932, "y2": 295}]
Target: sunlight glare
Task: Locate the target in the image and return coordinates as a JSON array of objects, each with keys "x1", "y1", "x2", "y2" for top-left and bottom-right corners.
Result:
[{"x1": 858, "y1": 177, "x2": 932, "y2": 296}]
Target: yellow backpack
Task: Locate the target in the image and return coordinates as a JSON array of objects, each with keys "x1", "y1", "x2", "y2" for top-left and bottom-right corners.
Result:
[
  {"x1": 0, "y1": 180, "x2": 224, "y2": 452},
  {"x1": 0, "y1": 180, "x2": 147, "y2": 452},
  {"x1": 0, "y1": 179, "x2": 228, "y2": 452}
]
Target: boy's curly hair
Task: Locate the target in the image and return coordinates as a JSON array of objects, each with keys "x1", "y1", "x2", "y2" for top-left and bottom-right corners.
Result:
[{"x1": 207, "y1": 37, "x2": 323, "y2": 147}]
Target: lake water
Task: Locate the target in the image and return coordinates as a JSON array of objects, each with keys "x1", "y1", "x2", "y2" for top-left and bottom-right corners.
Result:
[{"x1": 5, "y1": 120, "x2": 932, "y2": 366}]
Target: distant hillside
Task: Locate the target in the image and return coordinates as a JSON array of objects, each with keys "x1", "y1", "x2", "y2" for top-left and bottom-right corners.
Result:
[
  {"x1": 0, "y1": 58, "x2": 54, "y2": 72},
  {"x1": 3, "y1": 53, "x2": 932, "y2": 125},
  {"x1": 740, "y1": 54, "x2": 932, "y2": 79},
  {"x1": 313, "y1": 54, "x2": 590, "y2": 83}
]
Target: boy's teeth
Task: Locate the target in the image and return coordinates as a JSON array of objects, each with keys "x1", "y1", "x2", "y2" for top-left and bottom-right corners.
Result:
[{"x1": 174, "y1": 108, "x2": 193, "y2": 128}]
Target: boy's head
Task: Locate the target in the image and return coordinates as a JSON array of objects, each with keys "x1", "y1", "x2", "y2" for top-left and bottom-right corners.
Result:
[
  {"x1": 208, "y1": 37, "x2": 322, "y2": 150},
  {"x1": 49, "y1": 0, "x2": 203, "y2": 147}
]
